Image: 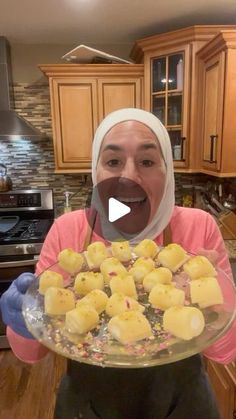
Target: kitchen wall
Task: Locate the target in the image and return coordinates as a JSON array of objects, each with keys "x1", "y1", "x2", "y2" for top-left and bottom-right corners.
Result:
[
  {"x1": 10, "y1": 43, "x2": 133, "y2": 83},
  {"x1": 0, "y1": 81, "x2": 235, "y2": 217}
]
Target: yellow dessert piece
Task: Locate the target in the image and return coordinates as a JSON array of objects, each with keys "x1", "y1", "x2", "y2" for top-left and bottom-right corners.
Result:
[
  {"x1": 105, "y1": 293, "x2": 145, "y2": 317},
  {"x1": 128, "y1": 257, "x2": 155, "y2": 283},
  {"x1": 65, "y1": 305, "x2": 99, "y2": 334},
  {"x1": 74, "y1": 272, "x2": 104, "y2": 295},
  {"x1": 39, "y1": 270, "x2": 64, "y2": 295},
  {"x1": 58, "y1": 248, "x2": 84, "y2": 274},
  {"x1": 100, "y1": 257, "x2": 127, "y2": 285},
  {"x1": 183, "y1": 256, "x2": 217, "y2": 280},
  {"x1": 84, "y1": 241, "x2": 109, "y2": 269},
  {"x1": 149, "y1": 283, "x2": 185, "y2": 310},
  {"x1": 108, "y1": 310, "x2": 153, "y2": 344},
  {"x1": 143, "y1": 267, "x2": 173, "y2": 292},
  {"x1": 163, "y1": 306, "x2": 205, "y2": 340},
  {"x1": 190, "y1": 276, "x2": 223, "y2": 308},
  {"x1": 133, "y1": 239, "x2": 159, "y2": 259},
  {"x1": 111, "y1": 241, "x2": 132, "y2": 262},
  {"x1": 133, "y1": 257, "x2": 155, "y2": 271},
  {"x1": 157, "y1": 243, "x2": 189, "y2": 272},
  {"x1": 76, "y1": 289, "x2": 108, "y2": 314},
  {"x1": 110, "y1": 275, "x2": 137, "y2": 299},
  {"x1": 44, "y1": 287, "x2": 75, "y2": 315}
]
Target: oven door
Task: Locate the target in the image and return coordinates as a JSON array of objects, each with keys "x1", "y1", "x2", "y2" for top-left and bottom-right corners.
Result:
[{"x1": 0, "y1": 259, "x2": 37, "y2": 349}]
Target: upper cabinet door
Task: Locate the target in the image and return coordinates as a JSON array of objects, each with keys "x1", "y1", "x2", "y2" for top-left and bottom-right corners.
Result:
[
  {"x1": 97, "y1": 78, "x2": 143, "y2": 120},
  {"x1": 51, "y1": 78, "x2": 98, "y2": 172},
  {"x1": 150, "y1": 46, "x2": 190, "y2": 168},
  {"x1": 197, "y1": 31, "x2": 236, "y2": 177},
  {"x1": 201, "y1": 53, "x2": 224, "y2": 172},
  {"x1": 149, "y1": 45, "x2": 190, "y2": 168}
]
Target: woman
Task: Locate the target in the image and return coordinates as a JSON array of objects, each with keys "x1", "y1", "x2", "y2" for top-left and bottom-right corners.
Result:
[{"x1": 1, "y1": 108, "x2": 235, "y2": 419}]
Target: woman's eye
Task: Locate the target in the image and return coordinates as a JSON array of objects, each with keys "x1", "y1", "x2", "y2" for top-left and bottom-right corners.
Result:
[
  {"x1": 141, "y1": 160, "x2": 154, "y2": 167},
  {"x1": 107, "y1": 159, "x2": 121, "y2": 167}
]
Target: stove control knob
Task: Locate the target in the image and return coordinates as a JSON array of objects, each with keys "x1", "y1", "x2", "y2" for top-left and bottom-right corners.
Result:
[
  {"x1": 26, "y1": 244, "x2": 36, "y2": 254},
  {"x1": 15, "y1": 245, "x2": 24, "y2": 254}
]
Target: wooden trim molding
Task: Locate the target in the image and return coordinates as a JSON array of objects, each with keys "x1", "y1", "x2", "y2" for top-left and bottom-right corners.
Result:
[
  {"x1": 130, "y1": 25, "x2": 236, "y2": 63},
  {"x1": 197, "y1": 31, "x2": 236, "y2": 61},
  {"x1": 39, "y1": 64, "x2": 144, "y2": 78}
]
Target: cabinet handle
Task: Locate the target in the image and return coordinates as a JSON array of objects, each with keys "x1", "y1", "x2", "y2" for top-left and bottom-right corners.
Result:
[
  {"x1": 233, "y1": 410, "x2": 236, "y2": 419},
  {"x1": 181, "y1": 137, "x2": 186, "y2": 161},
  {"x1": 209, "y1": 135, "x2": 217, "y2": 163}
]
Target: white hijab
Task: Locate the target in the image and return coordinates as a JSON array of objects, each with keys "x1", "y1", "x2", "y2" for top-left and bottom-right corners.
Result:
[{"x1": 91, "y1": 108, "x2": 175, "y2": 243}]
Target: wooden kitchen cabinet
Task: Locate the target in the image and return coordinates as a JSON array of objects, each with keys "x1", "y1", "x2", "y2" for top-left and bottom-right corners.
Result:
[
  {"x1": 197, "y1": 31, "x2": 236, "y2": 177},
  {"x1": 39, "y1": 64, "x2": 144, "y2": 173},
  {"x1": 206, "y1": 359, "x2": 236, "y2": 419},
  {"x1": 131, "y1": 25, "x2": 236, "y2": 173},
  {"x1": 134, "y1": 42, "x2": 191, "y2": 170}
]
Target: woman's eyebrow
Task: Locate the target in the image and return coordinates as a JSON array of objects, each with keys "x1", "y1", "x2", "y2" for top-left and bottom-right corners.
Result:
[
  {"x1": 102, "y1": 144, "x2": 123, "y2": 152},
  {"x1": 102, "y1": 142, "x2": 158, "y2": 152},
  {"x1": 138, "y1": 143, "x2": 158, "y2": 150}
]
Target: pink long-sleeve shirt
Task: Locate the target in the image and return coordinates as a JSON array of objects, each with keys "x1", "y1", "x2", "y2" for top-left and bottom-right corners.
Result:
[{"x1": 7, "y1": 206, "x2": 236, "y2": 364}]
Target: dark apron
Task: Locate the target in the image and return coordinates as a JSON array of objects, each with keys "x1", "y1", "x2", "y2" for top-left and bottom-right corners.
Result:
[
  {"x1": 54, "y1": 221, "x2": 220, "y2": 419},
  {"x1": 54, "y1": 355, "x2": 220, "y2": 419}
]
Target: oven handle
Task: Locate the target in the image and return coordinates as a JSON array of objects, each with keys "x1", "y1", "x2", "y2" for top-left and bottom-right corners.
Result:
[{"x1": 0, "y1": 259, "x2": 38, "y2": 268}]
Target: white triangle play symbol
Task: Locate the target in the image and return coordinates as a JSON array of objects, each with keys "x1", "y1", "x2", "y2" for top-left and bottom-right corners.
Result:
[{"x1": 108, "y1": 197, "x2": 131, "y2": 222}]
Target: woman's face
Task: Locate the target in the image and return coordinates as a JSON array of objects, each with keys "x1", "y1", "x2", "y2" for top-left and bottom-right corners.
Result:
[{"x1": 96, "y1": 121, "x2": 166, "y2": 234}]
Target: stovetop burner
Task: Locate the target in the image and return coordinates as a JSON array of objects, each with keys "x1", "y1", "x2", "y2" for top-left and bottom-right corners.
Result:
[{"x1": 1, "y1": 219, "x2": 52, "y2": 242}]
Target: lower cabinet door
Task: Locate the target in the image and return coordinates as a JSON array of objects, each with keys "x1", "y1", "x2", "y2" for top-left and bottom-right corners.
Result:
[{"x1": 206, "y1": 359, "x2": 236, "y2": 419}]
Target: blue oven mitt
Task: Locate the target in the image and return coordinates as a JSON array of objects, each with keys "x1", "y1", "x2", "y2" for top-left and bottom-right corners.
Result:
[{"x1": 0, "y1": 273, "x2": 36, "y2": 339}]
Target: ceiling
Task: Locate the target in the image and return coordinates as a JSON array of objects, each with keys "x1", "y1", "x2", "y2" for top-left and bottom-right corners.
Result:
[{"x1": 1, "y1": 0, "x2": 236, "y2": 45}]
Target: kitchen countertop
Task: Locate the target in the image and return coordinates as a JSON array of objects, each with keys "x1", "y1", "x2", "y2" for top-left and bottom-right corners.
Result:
[
  {"x1": 225, "y1": 240, "x2": 236, "y2": 283},
  {"x1": 224, "y1": 240, "x2": 236, "y2": 260}
]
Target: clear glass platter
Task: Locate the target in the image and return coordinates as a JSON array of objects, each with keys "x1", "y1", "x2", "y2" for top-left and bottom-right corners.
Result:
[{"x1": 22, "y1": 253, "x2": 236, "y2": 368}]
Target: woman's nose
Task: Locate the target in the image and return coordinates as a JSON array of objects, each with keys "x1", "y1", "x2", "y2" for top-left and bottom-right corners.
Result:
[{"x1": 120, "y1": 160, "x2": 140, "y2": 183}]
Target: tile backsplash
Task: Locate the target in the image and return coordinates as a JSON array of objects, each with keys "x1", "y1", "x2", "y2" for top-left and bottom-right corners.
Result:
[
  {"x1": 0, "y1": 81, "x2": 235, "y2": 216},
  {"x1": 0, "y1": 133, "x2": 93, "y2": 216}
]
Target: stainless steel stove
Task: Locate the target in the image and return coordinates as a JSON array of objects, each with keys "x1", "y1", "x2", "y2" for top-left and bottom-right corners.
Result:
[
  {"x1": 0, "y1": 189, "x2": 54, "y2": 348},
  {"x1": 0, "y1": 189, "x2": 54, "y2": 260}
]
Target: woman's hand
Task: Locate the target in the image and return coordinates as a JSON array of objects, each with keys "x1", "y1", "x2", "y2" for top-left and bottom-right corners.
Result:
[{"x1": 0, "y1": 273, "x2": 36, "y2": 339}]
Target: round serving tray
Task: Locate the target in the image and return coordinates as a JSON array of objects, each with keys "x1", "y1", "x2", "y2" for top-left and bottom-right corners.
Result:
[{"x1": 22, "y1": 252, "x2": 236, "y2": 368}]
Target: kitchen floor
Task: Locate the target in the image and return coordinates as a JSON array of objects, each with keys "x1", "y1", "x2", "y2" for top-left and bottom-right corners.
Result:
[{"x1": 0, "y1": 350, "x2": 67, "y2": 419}]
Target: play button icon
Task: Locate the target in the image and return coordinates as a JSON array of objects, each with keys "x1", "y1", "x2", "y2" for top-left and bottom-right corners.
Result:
[
  {"x1": 86, "y1": 177, "x2": 151, "y2": 241},
  {"x1": 108, "y1": 197, "x2": 131, "y2": 222}
]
